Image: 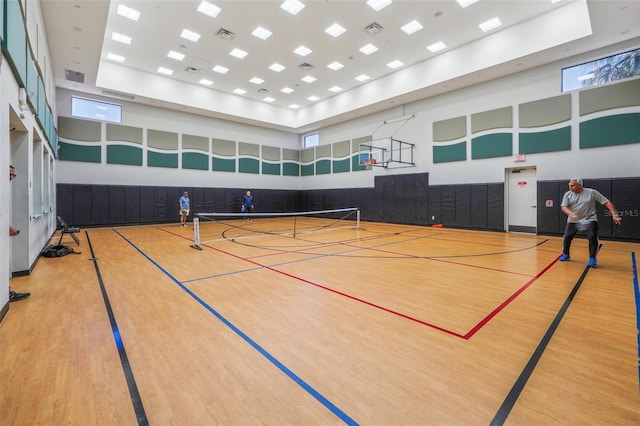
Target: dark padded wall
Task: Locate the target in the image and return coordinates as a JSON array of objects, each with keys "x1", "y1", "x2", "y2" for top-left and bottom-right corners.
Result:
[{"x1": 430, "y1": 182, "x2": 503, "y2": 230}]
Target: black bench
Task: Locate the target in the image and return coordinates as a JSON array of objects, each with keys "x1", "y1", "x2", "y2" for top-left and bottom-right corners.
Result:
[{"x1": 57, "y1": 216, "x2": 80, "y2": 245}]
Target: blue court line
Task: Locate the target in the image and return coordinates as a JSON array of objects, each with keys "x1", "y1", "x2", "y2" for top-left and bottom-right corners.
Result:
[
  {"x1": 631, "y1": 252, "x2": 640, "y2": 388},
  {"x1": 113, "y1": 229, "x2": 358, "y2": 425}
]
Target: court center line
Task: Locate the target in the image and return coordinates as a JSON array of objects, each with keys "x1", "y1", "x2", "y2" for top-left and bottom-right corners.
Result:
[{"x1": 112, "y1": 228, "x2": 359, "y2": 426}]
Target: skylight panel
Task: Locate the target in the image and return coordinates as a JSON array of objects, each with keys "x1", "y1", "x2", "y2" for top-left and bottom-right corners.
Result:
[
  {"x1": 269, "y1": 63, "x2": 286, "y2": 72},
  {"x1": 250, "y1": 77, "x2": 264, "y2": 84},
  {"x1": 355, "y1": 74, "x2": 370, "y2": 82},
  {"x1": 301, "y1": 75, "x2": 316, "y2": 83},
  {"x1": 180, "y1": 29, "x2": 201, "y2": 42},
  {"x1": 252, "y1": 26, "x2": 272, "y2": 40},
  {"x1": 427, "y1": 41, "x2": 447, "y2": 53},
  {"x1": 456, "y1": 0, "x2": 478, "y2": 8},
  {"x1": 233, "y1": 88, "x2": 247, "y2": 94},
  {"x1": 401, "y1": 20, "x2": 423, "y2": 35},
  {"x1": 112, "y1": 32, "x2": 132, "y2": 45},
  {"x1": 325, "y1": 23, "x2": 346, "y2": 38},
  {"x1": 281, "y1": 0, "x2": 305, "y2": 15},
  {"x1": 294, "y1": 46, "x2": 312, "y2": 57},
  {"x1": 328, "y1": 86, "x2": 343, "y2": 93},
  {"x1": 197, "y1": 1, "x2": 221, "y2": 18},
  {"x1": 387, "y1": 60, "x2": 403, "y2": 69},
  {"x1": 213, "y1": 65, "x2": 229, "y2": 74},
  {"x1": 117, "y1": 5, "x2": 140, "y2": 21},
  {"x1": 107, "y1": 53, "x2": 125, "y2": 63},
  {"x1": 199, "y1": 79, "x2": 213, "y2": 86},
  {"x1": 230, "y1": 48, "x2": 248, "y2": 59},
  {"x1": 281, "y1": 87, "x2": 294, "y2": 94},
  {"x1": 167, "y1": 50, "x2": 185, "y2": 61},
  {"x1": 367, "y1": 0, "x2": 392, "y2": 12},
  {"x1": 359, "y1": 44, "x2": 378, "y2": 55},
  {"x1": 327, "y1": 61, "x2": 344, "y2": 71},
  {"x1": 479, "y1": 17, "x2": 502, "y2": 32},
  {"x1": 157, "y1": 67, "x2": 174, "y2": 75}
]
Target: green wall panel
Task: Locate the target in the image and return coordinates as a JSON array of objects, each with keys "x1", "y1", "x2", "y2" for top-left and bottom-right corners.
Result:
[
  {"x1": 301, "y1": 164, "x2": 314, "y2": 176},
  {"x1": 182, "y1": 152, "x2": 209, "y2": 170},
  {"x1": 148, "y1": 151, "x2": 178, "y2": 168},
  {"x1": 579, "y1": 113, "x2": 640, "y2": 149},
  {"x1": 107, "y1": 145, "x2": 142, "y2": 166},
  {"x1": 59, "y1": 141, "x2": 101, "y2": 163},
  {"x1": 519, "y1": 127, "x2": 571, "y2": 154},
  {"x1": 471, "y1": 133, "x2": 512, "y2": 159},
  {"x1": 238, "y1": 158, "x2": 259, "y2": 174},
  {"x1": 283, "y1": 162, "x2": 300, "y2": 176},
  {"x1": 433, "y1": 142, "x2": 466, "y2": 163},
  {"x1": 212, "y1": 157, "x2": 235, "y2": 172},
  {"x1": 352, "y1": 154, "x2": 367, "y2": 171},
  {"x1": 333, "y1": 158, "x2": 350, "y2": 173},
  {"x1": 316, "y1": 159, "x2": 331, "y2": 175},
  {"x1": 262, "y1": 162, "x2": 281, "y2": 175}
]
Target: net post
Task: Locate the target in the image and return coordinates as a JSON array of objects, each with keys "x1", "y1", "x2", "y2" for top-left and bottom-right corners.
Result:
[
  {"x1": 293, "y1": 216, "x2": 297, "y2": 237},
  {"x1": 191, "y1": 217, "x2": 203, "y2": 250},
  {"x1": 357, "y1": 209, "x2": 360, "y2": 229}
]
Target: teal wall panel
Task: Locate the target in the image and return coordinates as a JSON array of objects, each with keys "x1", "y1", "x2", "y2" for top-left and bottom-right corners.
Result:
[
  {"x1": 519, "y1": 127, "x2": 571, "y2": 154},
  {"x1": 316, "y1": 159, "x2": 331, "y2": 175},
  {"x1": 59, "y1": 141, "x2": 101, "y2": 163},
  {"x1": 579, "y1": 113, "x2": 640, "y2": 149},
  {"x1": 301, "y1": 164, "x2": 314, "y2": 176},
  {"x1": 352, "y1": 154, "x2": 367, "y2": 171},
  {"x1": 262, "y1": 162, "x2": 281, "y2": 175},
  {"x1": 212, "y1": 157, "x2": 235, "y2": 172},
  {"x1": 283, "y1": 162, "x2": 300, "y2": 176},
  {"x1": 471, "y1": 133, "x2": 512, "y2": 159},
  {"x1": 107, "y1": 145, "x2": 142, "y2": 165},
  {"x1": 148, "y1": 151, "x2": 178, "y2": 168},
  {"x1": 333, "y1": 158, "x2": 350, "y2": 173},
  {"x1": 182, "y1": 152, "x2": 209, "y2": 170},
  {"x1": 238, "y1": 158, "x2": 259, "y2": 174},
  {"x1": 433, "y1": 142, "x2": 466, "y2": 163}
]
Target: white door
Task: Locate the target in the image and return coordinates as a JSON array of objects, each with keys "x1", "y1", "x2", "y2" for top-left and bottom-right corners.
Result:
[{"x1": 507, "y1": 167, "x2": 537, "y2": 233}]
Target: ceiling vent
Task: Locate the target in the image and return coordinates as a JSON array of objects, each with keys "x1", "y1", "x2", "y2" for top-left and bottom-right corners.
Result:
[
  {"x1": 185, "y1": 66, "x2": 202, "y2": 75},
  {"x1": 216, "y1": 28, "x2": 235, "y2": 40},
  {"x1": 64, "y1": 69, "x2": 85, "y2": 83},
  {"x1": 364, "y1": 22, "x2": 383, "y2": 35},
  {"x1": 257, "y1": 88, "x2": 270, "y2": 94},
  {"x1": 298, "y1": 63, "x2": 314, "y2": 71}
]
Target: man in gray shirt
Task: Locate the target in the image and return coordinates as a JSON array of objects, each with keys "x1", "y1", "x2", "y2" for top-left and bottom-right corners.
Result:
[{"x1": 559, "y1": 178, "x2": 621, "y2": 267}]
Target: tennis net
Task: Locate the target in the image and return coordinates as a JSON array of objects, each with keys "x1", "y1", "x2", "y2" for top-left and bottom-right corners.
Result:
[{"x1": 192, "y1": 207, "x2": 360, "y2": 249}]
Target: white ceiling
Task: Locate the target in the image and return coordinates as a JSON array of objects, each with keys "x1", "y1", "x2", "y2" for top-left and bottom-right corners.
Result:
[{"x1": 40, "y1": 0, "x2": 640, "y2": 133}]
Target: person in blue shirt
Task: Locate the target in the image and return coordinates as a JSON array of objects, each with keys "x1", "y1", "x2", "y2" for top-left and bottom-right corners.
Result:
[
  {"x1": 242, "y1": 190, "x2": 254, "y2": 221},
  {"x1": 179, "y1": 191, "x2": 190, "y2": 227}
]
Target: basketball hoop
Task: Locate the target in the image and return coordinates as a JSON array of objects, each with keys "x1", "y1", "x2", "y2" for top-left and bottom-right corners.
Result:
[{"x1": 363, "y1": 158, "x2": 376, "y2": 170}]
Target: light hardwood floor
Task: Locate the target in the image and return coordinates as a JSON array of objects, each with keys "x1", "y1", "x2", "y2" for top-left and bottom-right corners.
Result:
[{"x1": 2, "y1": 220, "x2": 639, "y2": 425}]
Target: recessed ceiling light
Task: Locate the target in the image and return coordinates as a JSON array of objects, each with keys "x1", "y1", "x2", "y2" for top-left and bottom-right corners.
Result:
[
  {"x1": 307, "y1": 95, "x2": 319, "y2": 101},
  {"x1": 366, "y1": 0, "x2": 392, "y2": 12},
  {"x1": 269, "y1": 63, "x2": 286, "y2": 72},
  {"x1": 289, "y1": 104, "x2": 300, "y2": 109},
  {"x1": 213, "y1": 65, "x2": 229, "y2": 74},
  {"x1": 401, "y1": 20, "x2": 423, "y2": 35},
  {"x1": 427, "y1": 41, "x2": 447, "y2": 53},
  {"x1": 301, "y1": 75, "x2": 316, "y2": 83},
  {"x1": 263, "y1": 96, "x2": 276, "y2": 102},
  {"x1": 281, "y1": 87, "x2": 294, "y2": 94},
  {"x1": 157, "y1": 67, "x2": 174, "y2": 75},
  {"x1": 327, "y1": 61, "x2": 344, "y2": 71},
  {"x1": 281, "y1": 0, "x2": 305, "y2": 15},
  {"x1": 199, "y1": 79, "x2": 213, "y2": 86},
  {"x1": 479, "y1": 17, "x2": 502, "y2": 32},
  {"x1": 456, "y1": 0, "x2": 478, "y2": 8},
  {"x1": 325, "y1": 23, "x2": 346, "y2": 38},
  {"x1": 230, "y1": 48, "x2": 248, "y2": 59},
  {"x1": 355, "y1": 74, "x2": 370, "y2": 82},
  {"x1": 107, "y1": 53, "x2": 125, "y2": 63},
  {"x1": 180, "y1": 29, "x2": 201, "y2": 42},
  {"x1": 111, "y1": 32, "x2": 131, "y2": 45},
  {"x1": 387, "y1": 60, "x2": 403, "y2": 69},
  {"x1": 116, "y1": 4, "x2": 140, "y2": 21},
  {"x1": 359, "y1": 44, "x2": 378, "y2": 55},
  {"x1": 294, "y1": 46, "x2": 312, "y2": 56},
  {"x1": 233, "y1": 88, "x2": 247, "y2": 94},
  {"x1": 252, "y1": 26, "x2": 272, "y2": 40},
  {"x1": 249, "y1": 77, "x2": 264, "y2": 84},
  {"x1": 328, "y1": 86, "x2": 343, "y2": 93},
  {"x1": 167, "y1": 50, "x2": 185, "y2": 61},
  {"x1": 197, "y1": 1, "x2": 221, "y2": 18}
]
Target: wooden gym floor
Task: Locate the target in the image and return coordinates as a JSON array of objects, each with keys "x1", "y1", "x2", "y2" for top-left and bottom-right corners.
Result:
[{"x1": 1, "y1": 219, "x2": 639, "y2": 425}]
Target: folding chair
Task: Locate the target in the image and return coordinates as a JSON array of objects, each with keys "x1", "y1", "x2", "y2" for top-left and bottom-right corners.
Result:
[{"x1": 57, "y1": 216, "x2": 81, "y2": 245}]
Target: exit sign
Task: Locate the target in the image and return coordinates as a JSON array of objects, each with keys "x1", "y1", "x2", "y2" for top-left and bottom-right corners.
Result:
[{"x1": 515, "y1": 154, "x2": 526, "y2": 162}]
